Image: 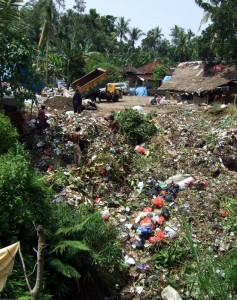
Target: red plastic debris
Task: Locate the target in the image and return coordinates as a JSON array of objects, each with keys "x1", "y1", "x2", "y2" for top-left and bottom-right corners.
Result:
[
  {"x1": 157, "y1": 216, "x2": 166, "y2": 225},
  {"x1": 155, "y1": 229, "x2": 166, "y2": 240},
  {"x1": 140, "y1": 217, "x2": 153, "y2": 227},
  {"x1": 219, "y1": 209, "x2": 228, "y2": 217},
  {"x1": 143, "y1": 207, "x2": 153, "y2": 212},
  {"x1": 100, "y1": 169, "x2": 106, "y2": 175},
  {"x1": 148, "y1": 236, "x2": 158, "y2": 244},
  {"x1": 95, "y1": 197, "x2": 101, "y2": 203},
  {"x1": 152, "y1": 196, "x2": 164, "y2": 208},
  {"x1": 47, "y1": 165, "x2": 54, "y2": 172},
  {"x1": 135, "y1": 146, "x2": 147, "y2": 154}
]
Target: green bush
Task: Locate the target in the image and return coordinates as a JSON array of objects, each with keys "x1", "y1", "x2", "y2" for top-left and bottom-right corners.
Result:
[
  {"x1": 0, "y1": 144, "x2": 53, "y2": 243},
  {"x1": 46, "y1": 205, "x2": 128, "y2": 299},
  {"x1": 116, "y1": 108, "x2": 157, "y2": 145},
  {"x1": 0, "y1": 112, "x2": 18, "y2": 154}
]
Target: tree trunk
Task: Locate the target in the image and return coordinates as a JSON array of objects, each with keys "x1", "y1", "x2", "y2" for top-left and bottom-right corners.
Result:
[
  {"x1": 19, "y1": 225, "x2": 46, "y2": 300},
  {"x1": 45, "y1": 39, "x2": 49, "y2": 84},
  {"x1": 31, "y1": 225, "x2": 46, "y2": 300}
]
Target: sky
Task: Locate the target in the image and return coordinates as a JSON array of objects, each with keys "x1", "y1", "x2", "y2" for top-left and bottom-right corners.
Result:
[{"x1": 66, "y1": 0, "x2": 210, "y2": 40}]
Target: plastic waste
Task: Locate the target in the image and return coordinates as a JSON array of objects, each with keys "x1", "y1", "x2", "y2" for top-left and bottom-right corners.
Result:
[
  {"x1": 164, "y1": 224, "x2": 178, "y2": 238},
  {"x1": 131, "y1": 236, "x2": 144, "y2": 250},
  {"x1": 135, "y1": 145, "x2": 149, "y2": 155},
  {"x1": 219, "y1": 209, "x2": 228, "y2": 217},
  {"x1": 143, "y1": 207, "x2": 153, "y2": 212},
  {"x1": 161, "y1": 285, "x2": 182, "y2": 300},
  {"x1": 110, "y1": 147, "x2": 116, "y2": 154},
  {"x1": 166, "y1": 174, "x2": 193, "y2": 184},
  {"x1": 152, "y1": 196, "x2": 164, "y2": 207},
  {"x1": 176, "y1": 176, "x2": 195, "y2": 190},
  {"x1": 136, "y1": 286, "x2": 143, "y2": 295},
  {"x1": 155, "y1": 229, "x2": 166, "y2": 240},
  {"x1": 101, "y1": 209, "x2": 110, "y2": 220},
  {"x1": 124, "y1": 255, "x2": 135, "y2": 266},
  {"x1": 161, "y1": 208, "x2": 171, "y2": 220}
]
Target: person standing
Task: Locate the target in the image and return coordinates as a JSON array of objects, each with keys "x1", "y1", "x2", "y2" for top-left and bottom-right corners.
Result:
[
  {"x1": 108, "y1": 115, "x2": 118, "y2": 145},
  {"x1": 72, "y1": 86, "x2": 82, "y2": 113},
  {"x1": 72, "y1": 126, "x2": 82, "y2": 166},
  {"x1": 37, "y1": 104, "x2": 47, "y2": 134}
]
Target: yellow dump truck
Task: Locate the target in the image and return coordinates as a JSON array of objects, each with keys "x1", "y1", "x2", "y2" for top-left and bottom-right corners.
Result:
[
  {"x1": 71, "y1": 69, "x2": 120, "y2": 102},
  {"x1": 71, "y1": 68, "x2": 108, "y2": 100}
]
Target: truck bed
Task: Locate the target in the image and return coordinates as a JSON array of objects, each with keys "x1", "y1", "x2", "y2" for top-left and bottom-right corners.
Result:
[{"x1": 72, "y1": 68, "x2": 107, "y2": 95}]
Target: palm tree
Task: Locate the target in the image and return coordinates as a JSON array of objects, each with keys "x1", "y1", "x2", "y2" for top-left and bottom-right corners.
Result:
[
  {"x1": 195, "y1": 0, "x2": 217, "y2": 29},
  {"x1": 115, "y1": 16, "x2": 130, "y2": 42},
  {"x1": 38, "y1": 0, "x2": 57, "y2": 83},
  {"x1": 0, "y1": 0, "x2": 23, "y2": 30},
  {"x1": 142, "y1": 26, "x2": 163, "y2": 51},
  {"x1": 128, "y1": 27, "x2": 144, "y2": 50}
]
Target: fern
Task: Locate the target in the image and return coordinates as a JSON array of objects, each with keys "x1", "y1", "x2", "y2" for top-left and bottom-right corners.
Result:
[
  {"x1": 53, "y1": 240, "x2": 90, "y2": 255},
  {"x1": 56, "y1": 214, "x2": 94, "y2": 236},
  {"x1": 50, "y1": 258, "x2": 81, "y2": 279}
]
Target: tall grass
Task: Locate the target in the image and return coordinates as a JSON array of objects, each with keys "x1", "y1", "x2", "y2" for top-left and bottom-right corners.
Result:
[{"x1": 183, "y1": 219, "x2": 237, "y2": 300}]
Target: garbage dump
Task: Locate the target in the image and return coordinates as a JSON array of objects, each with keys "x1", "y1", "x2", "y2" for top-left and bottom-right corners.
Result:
[{"x1": 22, "y1": 100, "x2": 237, "y2": 299}]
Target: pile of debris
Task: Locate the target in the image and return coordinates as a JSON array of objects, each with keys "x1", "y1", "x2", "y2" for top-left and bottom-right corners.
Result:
[{"x1": 25, "y1": 104, "x2": 237, "y2": 299}]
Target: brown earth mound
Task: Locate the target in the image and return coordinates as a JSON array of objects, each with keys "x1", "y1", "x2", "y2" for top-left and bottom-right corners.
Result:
[{"x1": 45, "y1": 96, "x2": 72, "y2": 111}]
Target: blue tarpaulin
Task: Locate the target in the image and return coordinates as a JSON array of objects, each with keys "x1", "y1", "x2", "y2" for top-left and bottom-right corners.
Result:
[
  {"x1": 162, "y1": 76, "x2": 171, "y2": 83},
  {"x1": 129, "y1": 86, "x2": 148, "y2": 96}
]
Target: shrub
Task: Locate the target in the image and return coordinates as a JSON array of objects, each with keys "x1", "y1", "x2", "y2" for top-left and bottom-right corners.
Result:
[
  {"x1": 0, "y1": 112, "x2": 18, "y2": 154},
  {"x1": 46, "y1": 205, "x2": 128, "y2": 299},
  {"x1": 0, "y1": 144, "x2": 53, "y2": 243},
  {"x1": 116, "y1": 108, "x2": 157, "y2": 145}
]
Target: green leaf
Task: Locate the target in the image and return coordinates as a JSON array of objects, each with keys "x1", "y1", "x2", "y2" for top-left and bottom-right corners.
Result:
[
  {"x1": 53, "y1": 240, "x2": 90, "y2": 255},
  {"x1": 50, "y1": 258, "x2": 81, "y2": 279}
]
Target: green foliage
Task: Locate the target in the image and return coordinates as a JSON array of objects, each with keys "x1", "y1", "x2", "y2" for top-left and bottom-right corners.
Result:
[
  {"x1": 116, "y1": 108, "x2": 157, "y2": 145},
  {"x1": 182, "y1": 220, "x2": 237, "y2": 299},
  {"x1": 224, "y1": 197, "x2": 237, "y2": 231},
  {"x1": 152, "y1": 64, "x2": 170, "y2": 80},
  {"x1": 83, "y1": 52, "x2": 123, "y2": 82},
  {"x1": 0, "y1": 143, "x2": 53, "y2": 243},
  {"x1": 153, "y1": 240, "x2": 189, "y2": 268},
  {"x1": 207, "y1": 101, "x2": 226, "y2": 115},
  {"x1": 0, "y1": 0, "x2": 23, "y2": 31},
  {"x1": 50, "y1": 258, "x2": 81, "y2": 279},
  {"x1": 0, "y1": 30, "x2": 44, "y2": 102},
  {"x1": 0, "y1": 112, "x2": 18, "y2": 154},
  {"x1": 47, "y1": 204, "x2": 128, "y2": 299}
]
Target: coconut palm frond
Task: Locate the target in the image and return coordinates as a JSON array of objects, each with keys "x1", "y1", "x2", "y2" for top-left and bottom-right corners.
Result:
[{"x1": 0, "y1": 0, "x2": 23, "y2": 29}]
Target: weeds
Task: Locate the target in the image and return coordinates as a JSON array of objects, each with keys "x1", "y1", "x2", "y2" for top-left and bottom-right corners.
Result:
[
  {"x1": 224, "y1": 197, "x2": 237, "y2": 231},
  {"x1": 182, "y1": 219, "x2": 237, "y2": 300},
  {"x1": 153, "y1": 240, "x2": 189, "y2": 269}
]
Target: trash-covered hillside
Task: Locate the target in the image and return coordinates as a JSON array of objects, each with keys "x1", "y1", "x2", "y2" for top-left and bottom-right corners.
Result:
[{"x1": 25, "y1": 100, "x2": 237, "y2": 300}]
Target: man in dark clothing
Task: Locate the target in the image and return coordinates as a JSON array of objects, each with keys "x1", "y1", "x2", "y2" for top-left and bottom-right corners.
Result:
[
  {"x1": 72, "y1": 86, "x2": 82, "y2": 113},
  {"x1": 37, "y1": 104, "x2": 47, "y2": 134}
]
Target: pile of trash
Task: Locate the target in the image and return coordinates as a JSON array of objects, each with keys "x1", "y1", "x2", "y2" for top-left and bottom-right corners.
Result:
[{"x1": 25, "y1": 104, "x2": 237, "y2": 299}]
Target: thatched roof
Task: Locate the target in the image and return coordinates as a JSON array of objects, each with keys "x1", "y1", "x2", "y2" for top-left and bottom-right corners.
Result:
[{"x1": 158, "y1": 61, "x2": 237, "y2": 93}]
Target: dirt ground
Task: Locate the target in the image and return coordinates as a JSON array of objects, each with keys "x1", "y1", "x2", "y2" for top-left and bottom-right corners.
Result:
[{"x1": 43, "y1": 95, "x2": 188, "y2": 117}]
